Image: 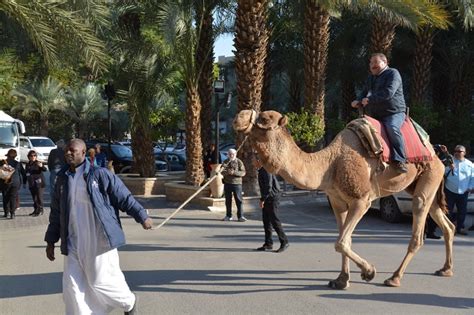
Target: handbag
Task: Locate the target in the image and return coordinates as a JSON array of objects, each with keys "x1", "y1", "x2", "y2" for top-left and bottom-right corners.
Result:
[{"x1": 0, "y1": 163, "x2": 15, "y2": 184}]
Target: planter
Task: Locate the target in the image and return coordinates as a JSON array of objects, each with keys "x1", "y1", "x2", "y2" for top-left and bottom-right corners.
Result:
[
  {"x1": 209, "y1": 164, "x2": 224, "y2": 198},
  {"x1": 119, "y1": 172, "x2": 185, "y2": 196},
  {"x1": 164, "y1": 181, "x2": 211, "y2": 205}
]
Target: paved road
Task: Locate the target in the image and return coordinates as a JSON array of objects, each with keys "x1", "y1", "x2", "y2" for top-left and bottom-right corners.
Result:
[{"x1": 0, "y1": 177, "x2": 473, "y2": 314}]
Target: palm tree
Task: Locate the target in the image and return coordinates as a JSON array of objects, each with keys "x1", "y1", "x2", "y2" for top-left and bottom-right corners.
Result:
[
  {"x1": 234, "y1": 0, "x2": 270, "y2": 194},
  {"x1": 158, "y1": 0, "x2": 211, "y2": 186},
  {"x1": 63, "y1": 84, "x2": 106, "y2": 138},
  {"x1": 411, "y1": 0, "x2": 473, "y2": 105},
  {"x1": 0, "y1": 0, "x2": 108, "y2": 75},
  {"x1": 11, "y1": 76, "x2": 66, "y2": 136},
  {"x1": 367, "y1": 0, "x2": 449, "y2": 57}
]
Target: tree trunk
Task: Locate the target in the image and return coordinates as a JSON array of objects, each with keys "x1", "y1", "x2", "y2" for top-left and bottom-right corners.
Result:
[
  {"x1": 130, "y1": 105, "x2": 155, "y2": 177},
  {"x1": 288, "y1": 68, "x2": 302, "y2": 113},
  {"x1": 196, "y1": 1, "x2": 215, "y2": 153},
  {"x1": 185, "y1": 85, "x2": 205, "y2": 186},
  {"x1": 261, "y1": 43, "x2": 272, "y2": 110},
  {"x1": 370, "y1": 15, "x2": 397, "y2": 57},
  {"x1": 411, "y1": 26, "x2": 434, "y2": 105},
  {"x1": 234, "y1": 0, "x2": 269, "y2": 195},
  {"x1": 303, "y1": 2, "x2": 329, "y2": 128},
  {"x1": 40, "y1": 118, "x2": 49, "y2": 136}
]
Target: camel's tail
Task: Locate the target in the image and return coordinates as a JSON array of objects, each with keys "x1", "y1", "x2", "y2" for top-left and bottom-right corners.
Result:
[{"x1": 436, "y1": 178, "x2": 448, "y2": 214}]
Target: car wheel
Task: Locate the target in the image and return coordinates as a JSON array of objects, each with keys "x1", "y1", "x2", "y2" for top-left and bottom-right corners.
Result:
[{"x1": 380, "y1": 196, "x2": 403, "y2": 223}]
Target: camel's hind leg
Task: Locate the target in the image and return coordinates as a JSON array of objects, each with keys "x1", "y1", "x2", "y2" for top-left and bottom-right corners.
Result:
[
  {"x1": 327, "y1": 195, "x2": 350, "y2": 290},
  {"x1": 384, "y1": 191, "x2": 434, "y2": 287},
  {"x1": 334, "y1": 198, "x2": 376, "y2": 284},
  {"x1": 429, "y1": 206, "x2": 455, "y2": 276}
]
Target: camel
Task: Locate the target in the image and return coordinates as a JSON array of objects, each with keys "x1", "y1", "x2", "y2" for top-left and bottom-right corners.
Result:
[{"x1": 233, "y1": 109, "x2": 455, "y2": 289}]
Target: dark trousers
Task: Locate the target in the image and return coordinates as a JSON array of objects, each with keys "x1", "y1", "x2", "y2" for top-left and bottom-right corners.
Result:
[
  {"x1": 262, "y1": 197, "x2": 288, "y2": 246},
  {"x1": 2, "y1": 185, "x2": 19, "y2": 215},
  {"x1": 445, "y1": 188, "x2": 468, "y2": 231},
  {"x1": 29, "y1": 186, "x2": 44, "y2": 213},
  {"x1": 224, "y1": 183, "x2": 243, "y2": 218},
  {"x1": 380, "y1": 112, "x2": 406, "y2": 163}
]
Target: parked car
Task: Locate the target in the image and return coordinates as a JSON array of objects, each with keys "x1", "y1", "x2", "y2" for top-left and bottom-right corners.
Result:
[
  {"x1": 87, "y1": 143, "x2": 167, "y2": 173},
  {"x1": 19, "y1": 136, "x2": 56, "y2": 164},
  {"x1": 372, "y1": 191, "x2": 474, "y2": 223},
  {"x1": 154, "y1": 152, "x2": 186, "y2": 171}
]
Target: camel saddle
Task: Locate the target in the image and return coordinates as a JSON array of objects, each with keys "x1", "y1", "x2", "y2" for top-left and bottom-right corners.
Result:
[{"x1": 347, "y1": 115, "x2": 433, "y2": 163}]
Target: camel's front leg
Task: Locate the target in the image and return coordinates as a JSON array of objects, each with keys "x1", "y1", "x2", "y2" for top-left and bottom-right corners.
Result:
[
  {"x1": 328, "y1": 197, "x2": 350, "y2": 289},
  {"x1": 428, "y1": 205, "x2": 455, "y2": 277},
  {"x1": 334, "y1": 198, "x2": 376, "y2": 284},
  {"x1": 384, "y1": 195, "x2": 429, "y2": 287}
]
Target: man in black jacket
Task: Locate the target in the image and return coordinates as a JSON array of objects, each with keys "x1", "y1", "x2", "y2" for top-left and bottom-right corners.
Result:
[
  {"x1": 351, "y1": 53, "x2": 408, "y2": 174},
  {"x1": 254, "y1": 155, "x2": 289, "y2": 253}
]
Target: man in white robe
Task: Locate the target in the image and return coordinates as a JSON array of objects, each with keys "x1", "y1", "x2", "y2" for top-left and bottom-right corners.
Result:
[{"x1": 45, "y1": 139, "x2": 153, "y2": 315}]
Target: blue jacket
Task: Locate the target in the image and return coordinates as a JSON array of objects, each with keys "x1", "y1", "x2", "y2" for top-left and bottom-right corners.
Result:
[
  {"x1": 358, "y1": 67, "x2": 406, "y2": 119},
  {"x1": 44, "y1": 159, "x2": 149, "y2": 255}
]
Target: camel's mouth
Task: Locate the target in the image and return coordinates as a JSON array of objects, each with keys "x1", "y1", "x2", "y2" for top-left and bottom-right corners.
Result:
[{"x1": 233, "y1": 110, "x2": 257, "y2": 134}]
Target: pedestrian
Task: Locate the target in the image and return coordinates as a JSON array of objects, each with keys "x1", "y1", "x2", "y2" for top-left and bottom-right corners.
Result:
[
  {"x1": 254, "y1": 154, "x2": 289, "y2": 253},
  {"x1": 94, "y1": 143, "x2": 108, "y2": 167},
  {"x1": 351, "y1": 52, "x2": 408, "y2": 173},
  {"x1": 87, "y1": 147, "x2": 98, "y2": 167},
  {"x1": 47, "y1": 139, "x2": 65, "y2": 196},
  {"x1": 0, "y1": 149, "x2": 26, "y2": 219},
  {"x1": 221, "y1": 148, "x2": 247, "y2": 222},
  {"x1": 44, "y1": 138, "x2": 153, "y2": 314},
  {"x1": 204, "y1": 143, "x2": 221, "y2": 178},
  {"x1": 25, "y1": 150, "x2": 47, "y2": 216},
  {"x1": 444, "y1": 145, "x2": 473, "y2": 236}
]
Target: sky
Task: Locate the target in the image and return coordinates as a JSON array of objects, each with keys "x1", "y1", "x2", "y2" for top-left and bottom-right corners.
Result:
[{"x1": 214, "y1": 34, "x2": 235, "y2": 60}]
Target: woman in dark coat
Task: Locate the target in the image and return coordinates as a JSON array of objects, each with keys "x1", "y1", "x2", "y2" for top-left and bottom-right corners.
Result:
[
  {"x1": 25, "y1": 150, "x2": 47, "y2": 216},
  {"x1": 1, "y1": 149, "x2": 26, "y2": 219}
]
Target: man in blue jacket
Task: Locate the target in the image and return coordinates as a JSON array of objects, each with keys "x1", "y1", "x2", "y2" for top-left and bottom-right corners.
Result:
[
  {"x1": 351, "y1": 53, "x2": 408, "y2": 174},
  {"x1": 45, "y1": 139, "x2": 153, "y2": 315}
]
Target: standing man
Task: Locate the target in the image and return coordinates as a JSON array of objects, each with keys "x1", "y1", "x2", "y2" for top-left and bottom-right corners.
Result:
[
  {"x1": 94, "y1": 143, "x2": 108, "y2": 168},
  {"x1": 351, "y1": 53, "x2": 408, "y2": 173},
  {"x1": 444, "y1": 145, "x2": 473, "y2": 236},
  {"x1": 44, "y1": 139, "x2": 153, "y2": 314},
  {"x1": 47, "y1": 139, "x2": 65, "y2": 196},
  {"x1": 254, "y1": 155, "x2": 289, "y2": 253},
  {"x1": 222, "y1": 148, "x2": 246, "y2": 222}
]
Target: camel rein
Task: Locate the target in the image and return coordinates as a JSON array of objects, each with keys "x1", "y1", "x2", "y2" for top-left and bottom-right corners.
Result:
[{"x1": 153, "y1": 135, "x2": 250, "y2": 230}]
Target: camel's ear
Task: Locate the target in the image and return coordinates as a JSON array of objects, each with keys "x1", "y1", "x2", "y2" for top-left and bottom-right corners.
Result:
[{"x1": 279, "y1": 115, "x2": 288, "y2": 127}]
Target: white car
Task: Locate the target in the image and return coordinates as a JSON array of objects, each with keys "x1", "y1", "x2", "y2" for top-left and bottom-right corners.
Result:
[
  {"x1": 19, "y1": 136, "x2": 56, "y2": 164},
  {"x1": 372, "y1": 191, "x2": 474, "y2": 223}
]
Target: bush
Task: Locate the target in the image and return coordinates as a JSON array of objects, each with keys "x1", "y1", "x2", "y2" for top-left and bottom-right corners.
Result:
[{"x1": 286, "y1": 111, "x2": 325, "y2": 148}]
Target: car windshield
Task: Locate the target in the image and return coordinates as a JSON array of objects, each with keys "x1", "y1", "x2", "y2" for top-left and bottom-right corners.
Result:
[
  {"x1": 0, "y1": 122, "x2": 18, "y2": 147},
  {"x1": 30, "y1": 138, "x2": 55, "y2": 147},
  {"x1": 111, "y1": 145, "x2": 133, "y2": 158}
]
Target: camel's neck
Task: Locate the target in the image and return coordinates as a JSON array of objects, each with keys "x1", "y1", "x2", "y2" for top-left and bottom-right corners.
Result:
[{"x1": 254, "y1": 132, "x2": 336, "y2": 190}]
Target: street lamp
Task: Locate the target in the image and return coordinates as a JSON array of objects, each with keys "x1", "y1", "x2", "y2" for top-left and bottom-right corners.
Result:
[
  {"x1": 103, "y1": 81, "x2": 115, "y2": 161},
  {"x1": 213, "y1": 79, "x2": 232, "y2": 163}
]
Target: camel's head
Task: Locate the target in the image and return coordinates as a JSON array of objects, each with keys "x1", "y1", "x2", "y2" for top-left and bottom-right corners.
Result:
[{"x1": 233, "y1": 110, "x2": 288, "y2": 135}]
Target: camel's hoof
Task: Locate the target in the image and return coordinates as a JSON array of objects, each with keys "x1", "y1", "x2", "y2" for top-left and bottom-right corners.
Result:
[
  {"x1": 328, "y1": 279, "x2": 350, "y2": 290},
  {"x1": 435, "y1": 269, "x2": 453, "y2": 277},
  {"x1": 361, "y1": 264, "x2": 376, "y2": 282},
  {"x1": 384, "y1": 277, "x2": 401, "y2": 287}
]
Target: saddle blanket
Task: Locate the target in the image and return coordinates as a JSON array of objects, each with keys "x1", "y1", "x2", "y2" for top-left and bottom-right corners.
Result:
[{"x1": 364, "y1": 115, "x2": 433, "y2": 163}]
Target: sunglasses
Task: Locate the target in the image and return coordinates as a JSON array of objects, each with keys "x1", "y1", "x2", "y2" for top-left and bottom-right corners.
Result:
[
  {"x1": 28, "y1": 154, "x2": 37, "y2": 157},
  {"x1": 454, "y1": 150, "x2": 465, "y2": 153}
]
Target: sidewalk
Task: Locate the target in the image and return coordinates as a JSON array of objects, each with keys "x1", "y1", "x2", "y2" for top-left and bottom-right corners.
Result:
[{"x1": 1, "y1": 189, "x2": 473, "y2": 314}]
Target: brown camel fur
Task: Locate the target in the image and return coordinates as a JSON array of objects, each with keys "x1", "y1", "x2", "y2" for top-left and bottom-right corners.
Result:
[{"x1": 233, "y1": 110, "x2": 455, "y2": 289}]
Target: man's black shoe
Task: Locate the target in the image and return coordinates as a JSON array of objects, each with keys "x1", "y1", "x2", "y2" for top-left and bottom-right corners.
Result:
[
  {"x1": 275, "y1": 243, "x2": 289, "y2": 253},
  {"x1": 256, "y1": 244, "x2": 273, "y2": 251},
  {"x1": 125, "y1": 294, "x2": 138, "y2": 315},
  {"x1": 469, "y1": 225, "x2": 474, "y2": 231},
  {"x1": 456, "y1": 230, "x2": 468, "y2": 236},
  {"x1": 426, "y1": 233, "x2": 441, "y2": 240},
  {"x1": 394, "y1": 162, "x2": 408, "y2": 174}
]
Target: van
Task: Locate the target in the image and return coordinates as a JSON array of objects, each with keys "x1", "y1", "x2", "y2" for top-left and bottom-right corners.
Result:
[{"x1": 19, "y1": 136, "x2": 56, "y2": 164}]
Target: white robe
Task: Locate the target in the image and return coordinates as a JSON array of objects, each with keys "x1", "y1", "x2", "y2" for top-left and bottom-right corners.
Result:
[{"x1": 63, "y1": 164, "x2": 135, "y2": 315}]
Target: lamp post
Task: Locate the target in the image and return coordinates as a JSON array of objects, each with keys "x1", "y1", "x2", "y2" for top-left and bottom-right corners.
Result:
[{"x1": 104, "y1": 81, "x2": 115, "y2": 161}]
